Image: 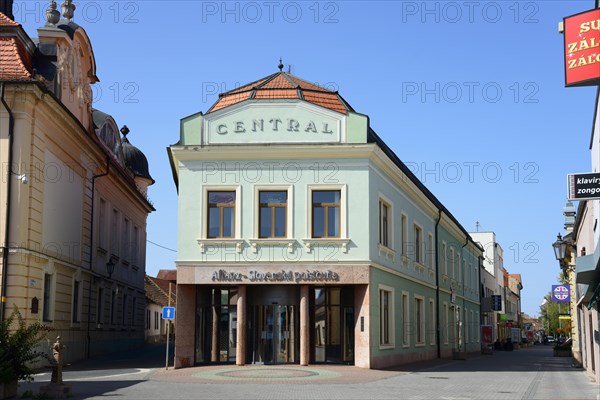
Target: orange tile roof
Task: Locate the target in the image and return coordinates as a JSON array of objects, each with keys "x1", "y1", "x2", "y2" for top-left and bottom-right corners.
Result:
[
  {"x1": 208, "y1": 71, "x2": 350, "y2": 114},
  {"x1": 0, "y1": 37, "x2": 32, "y2": 81},
  {"x1": 0, "y1": 11, "x2": 19, "y2": 27}
]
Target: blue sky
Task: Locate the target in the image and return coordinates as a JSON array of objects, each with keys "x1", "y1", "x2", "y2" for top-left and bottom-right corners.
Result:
[{"x1": 16, "y1": 0, "x2": 599, "y2": 317}]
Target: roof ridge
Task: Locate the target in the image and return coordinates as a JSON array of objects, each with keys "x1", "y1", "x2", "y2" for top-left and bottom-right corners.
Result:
[{"x1": 281, "y1": 72, "x2": 299, "y2": 88}]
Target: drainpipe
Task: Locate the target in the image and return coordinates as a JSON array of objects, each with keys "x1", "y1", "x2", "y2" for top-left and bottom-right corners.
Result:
[
  {"x1": 86, "y1": 158, "x2": 110, "y2": 359},
  {"x1": 461, "y1": 236, "x2": 469, "y2": 353},
  {"x1": 0, "y1": 83, "x2": 15, "y2": 322},
  {"x1": 434, "y1": 209, "x2": 442, "y2": 358}
]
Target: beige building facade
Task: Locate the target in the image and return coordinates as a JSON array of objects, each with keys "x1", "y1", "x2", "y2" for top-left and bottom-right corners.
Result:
[{"x1": 0, "y1": 2, "x2": 154, "y2": 363}]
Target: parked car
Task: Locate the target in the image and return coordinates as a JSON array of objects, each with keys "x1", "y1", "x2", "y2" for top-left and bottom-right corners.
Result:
[{"x1": 547, "y1": 336, "x2": 556, "y2": 343}]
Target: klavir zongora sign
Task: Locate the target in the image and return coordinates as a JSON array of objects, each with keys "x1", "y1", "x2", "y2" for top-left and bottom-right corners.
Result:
[
  {"x1": 563, "y1": 9, "x2": 600, "y2": 87},
  {"x1": 568, "y1": 172, "x2": 600, "y2": 200}
]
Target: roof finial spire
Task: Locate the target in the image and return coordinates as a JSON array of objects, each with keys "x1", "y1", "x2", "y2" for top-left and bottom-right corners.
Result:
[
  {"x1": 278, "y1": 58, "x2": 284, "y2": 72},
  {"x1": 61, "y1": 0, "x2": 75, "y2": 21},
  {"x1": 46, "y1": 0, "x2": 60, "y2": 25},
  {"x1": 121, "y1": 125, "x2": 130, "y2": 142}
]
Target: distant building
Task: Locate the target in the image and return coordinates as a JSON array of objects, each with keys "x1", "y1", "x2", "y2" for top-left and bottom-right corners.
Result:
[
  {"x1": 0, "y1": 1, "x2": 154, "y2": 363},
  {"x1": 145, "y1": 270, "x2": 176, "y2": 343}
]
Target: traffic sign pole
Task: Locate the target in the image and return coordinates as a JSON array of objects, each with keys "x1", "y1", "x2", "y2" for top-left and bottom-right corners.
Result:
[{"x1": 165, "y1": 282, "x2": 172, "y2": 370}]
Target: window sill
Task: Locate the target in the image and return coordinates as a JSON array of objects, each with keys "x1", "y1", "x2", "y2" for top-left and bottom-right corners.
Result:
[
  {"x1": 197, "y1": 239, "x2": 244, "y2": 253},
  {"x1": 414, "y1": 262, "x2": 426, "y2": 272},
  {"x1": 303, "y1": 238, "x2": 350, "y2": 254},
  {"x1": 400, "y1": 255, "x2": 410, "y2": 266},
  {"x1": 379, "y1": 344, "x2": 395, "y2": 350},
  {"x1": 248, "y1": 239, "x2": 296, "y2": 254},
  {"x1": 415, "y1": 343, "x2": 426, "y2": 348},
  {"x1": 378, "y1": 244, "x2": 396, "y2": 260},
  {"x1": 97, "y1": 246, "x2": 107, "y2": 256}
]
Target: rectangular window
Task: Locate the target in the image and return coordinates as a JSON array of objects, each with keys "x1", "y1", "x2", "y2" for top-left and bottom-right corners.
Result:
[
  {"x1": 470, "y1": 310, "x2": 474, "y2": 343},
  {"x1": 122, "y1": 294, "x2": 128, "y2": 326},
  {"x1": 458, "y1": 254, "x2": 462, "y2": 282},
  {"x1": 259, "y1": 191, "x2": 287, "y2": 238},
  {"x1": 428, "y1": 233, "x2": 434, "y2": 268},
  {"x1": 380, "y1": 288, "x2": 393, "y2": 346},
  {"x1": 207, "y1": 191, "x2": 236, "y2": 238},
  {"x1": 43, "y1": 273, "x2": 53, "y2": 321},
  {"x1": 450, "y1": 247, "x2": 455, "y2": 279},
  {"x1": 146, "y1": 309, "x2": 151, "y2": 330},
  {"x1": 122, "y1": 218, "x2": 130, "y2": 262},
  {"x1": 111, "y1": 208, "x2": 119, "y2": 255},
  {"x1": 379, "y1": 201, "x2": 390, "y2": 247},
  {"x1": 414, "y1": 224, "x2": 422, "y2": 263},
  {"x1": 429, "y1": 299, "x2": 435, "y2": 345},
  {"x1": 98, "y1": 199, "x2": 106, "y2": 249},
  {"x1": 111, "y1": 290, "x2": 117, "y2": 325},
  {"x1": 131, "y1": 297, "x2": 136, "y2": 328},
  {"x1": 132, "y1": 226, "x2": 139, "y2": 265},
  {"x1": 402, "y1": 292, "x2": 409, "y2": 346},
  {"x1": 443, "y1": 302, "x2": 449, "y2": 344},
  {"x1": 97, "y1": 288, "x2": 104, "y2": 324},
  {"x1": 401, "y1": 214, "x2": 408, "y2": 256},
  {"x1": 465, "y1": 309, "x2": 469, "y2": 343},
  {"x1": 72, "y1": 280, "x2": 80, "y2": 323},
  {"x1": 154, "y1": 311, "x2": 159, "y2": 330},
  {"x1": 442, "y1": 242, "x2": 447, "y2": 275},
  {"x1": 415, "y1": 297, "x2": 425, "y2": 344},
  {"x1": 312, "y1": 190, "x2": 340, "y2": 238}
]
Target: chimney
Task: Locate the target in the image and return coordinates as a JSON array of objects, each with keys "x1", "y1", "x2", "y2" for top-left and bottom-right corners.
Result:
[{"x1": 0, "y1": 0, "x2": 14, "y2": 20}]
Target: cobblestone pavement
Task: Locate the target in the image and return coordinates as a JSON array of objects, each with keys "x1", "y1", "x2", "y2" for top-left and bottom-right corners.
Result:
[{"x1": 19, "y1": 345, "x2": 599, "y2": 399}]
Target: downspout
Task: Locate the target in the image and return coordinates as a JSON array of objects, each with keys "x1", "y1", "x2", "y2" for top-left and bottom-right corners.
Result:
[
  {"x1": 461, "y1": 236, "x2": 469, "y2": 353},
  {"x1": 478, "y1": 255, "x2": 483, "y2": 342},
  {"x1": 86, "y1": 158, "x2": 110, "y2": 359},
  {"x1": 434, "y1": 209, "x2": 442, "y2": 358},
  {"x1": 0, "y1": 83, "x2": 15, "y2": 322}
]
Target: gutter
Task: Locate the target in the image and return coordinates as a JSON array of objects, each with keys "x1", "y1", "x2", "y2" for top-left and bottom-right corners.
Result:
[
  {"x1": 86, "y1": 158, "x2": 110, "y2": 359},
  {"x1": 0, "y1": 83, "x2": 15, "y2": 322},
  {"x1": 434, "y1": 209, "x2": 442, "y2": 358}
]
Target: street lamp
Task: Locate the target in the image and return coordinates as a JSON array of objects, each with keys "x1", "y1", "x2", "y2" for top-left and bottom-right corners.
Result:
[
  {"x1": 106, "y1": 255, "x2": 118, "y2": 279},
  {"x1": 552, "y1": 233, "x2": 567, "y2": 265}
]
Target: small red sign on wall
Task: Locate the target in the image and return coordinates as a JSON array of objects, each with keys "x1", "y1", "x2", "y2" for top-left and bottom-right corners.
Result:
[{"x1": 564, "y1": 9, "x2": 600, "y2": 87}]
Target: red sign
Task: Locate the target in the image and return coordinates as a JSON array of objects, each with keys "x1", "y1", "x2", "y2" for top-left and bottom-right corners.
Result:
[
  {"x1": 564, "y1": 9, "x2": 600, "y2": 87},
  {"x1": 481, "y1": 325, "x2": 493, "y2": 344}
]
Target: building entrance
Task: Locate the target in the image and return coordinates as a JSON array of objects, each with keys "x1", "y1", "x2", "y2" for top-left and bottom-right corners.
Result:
[{"x1": 250, "y1": 305, "x2": 297, "y2": 364}]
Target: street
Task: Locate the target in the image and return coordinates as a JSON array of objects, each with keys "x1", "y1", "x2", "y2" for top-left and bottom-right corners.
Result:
[{"x1": 18, "y1": 345, "x2": 599, "y2": 399}]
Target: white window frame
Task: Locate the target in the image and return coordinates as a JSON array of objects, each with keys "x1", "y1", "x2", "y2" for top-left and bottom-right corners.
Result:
[
  {"x1": 304, "y1": 185, "x2": 349, "y2": 253},
  {"x1": 413, "y1": 223, "x2": 423, "y2": 265},
  {"x1": 429, "y1": 299, "x2": 435, "y2": 346},
  {"x1": 443, "y1": 302, "x2": 449, "y2": 345},
  {"x1": 402, "y1": 291, "x2": 410, "y2": 347},
  {"x1": 457, "y1": 253, "x2": 462, "y2": 283},
  {"x1": 428, "y1": 233, "x2": 434, "y2": 269},
  {"x1": 379, "y1": 284, "x2": 395, "y2": 349},
  {"x1": 198, "y1": 186, "x2": 243, "y2": 253},
  {"x1": 450, "y1": 247, "x2": 455, "y2": 279},
  {"x1": 401, "y1": 212, "x2": 408, "y2": 258},
  {"x1": 378, "y1": 194, "x2": 393, "y2": 250},
  {"x1": 71, "y1": 271, "x2": 83, "y2": 325},
  {"x1": 43, "y1": 263, "x2": 56, "y2": 322},
  {"x1": 442, "y1": 241, "x2": 448, "y2": 276},
  {"x1": 415, "y1": 295, "x2": 426, "y2": 346}
]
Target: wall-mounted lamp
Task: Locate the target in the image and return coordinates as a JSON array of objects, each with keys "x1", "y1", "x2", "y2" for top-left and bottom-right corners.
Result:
[
  {"x1": 11, "y1": 172, "x2": 28, "y2": 184},
  {"x1": 106, "y1": 255, "x2": 118, "y2": 279},
  {"x1": 552, "y1": 233, "x2": 567, "y2": 264}
]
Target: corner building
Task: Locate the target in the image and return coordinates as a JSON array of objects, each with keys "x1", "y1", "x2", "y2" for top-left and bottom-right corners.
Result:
[{"x1": 168, "y1": 69, "x2": 482, "y2": 368}]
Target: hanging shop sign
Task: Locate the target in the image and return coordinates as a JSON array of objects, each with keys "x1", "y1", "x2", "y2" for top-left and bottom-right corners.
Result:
[
  {"x1": 563, "y1": 9, "x2": 600, "y2": 87},
  {"x1": 551, "y1": 284, "x2": 571, "y2": 303},
  {"x1": 567, "y1": 172, "x2": 600, "y2": 200}
]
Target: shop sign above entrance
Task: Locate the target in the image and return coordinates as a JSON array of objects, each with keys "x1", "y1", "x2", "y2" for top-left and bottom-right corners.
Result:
[
  {"x1": 211, "y1": 269, "x2": 340, "y2": 283},
  {"x1": 567, "y1": 172, "x2": 600, "y2": 200}
]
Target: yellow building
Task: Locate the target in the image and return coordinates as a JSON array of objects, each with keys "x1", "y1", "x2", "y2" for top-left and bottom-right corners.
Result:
[{"x1": 0, "y1": 1, "x2": 154, "y2": 363}]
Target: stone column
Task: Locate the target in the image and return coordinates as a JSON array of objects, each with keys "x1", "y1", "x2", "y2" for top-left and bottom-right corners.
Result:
[
  {"x1": 300, "y1": 285, "x2": 309, "y2": 366},
  {"x1": 236, "y1": 285, "x2": 246, "y2": 366},
  {"x1": 211, "y1": 290, "x2": 220, "y2": 362}
]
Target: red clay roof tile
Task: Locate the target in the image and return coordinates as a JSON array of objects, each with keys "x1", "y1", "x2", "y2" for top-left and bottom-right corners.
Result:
[
  {"x1": 208, "y1": 71, "x2": 349, "y2": 114},
  {"x1": 0, "y1": 11, "x2": 19, "y2": 27},
  {"x1": 0, "y1": 37, "x2": 32, "y2": 81}
]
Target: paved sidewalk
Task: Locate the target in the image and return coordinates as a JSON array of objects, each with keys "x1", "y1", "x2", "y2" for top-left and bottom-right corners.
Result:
[{"x1": 18, "y1": 344, "x2": 599, "y2": 399}]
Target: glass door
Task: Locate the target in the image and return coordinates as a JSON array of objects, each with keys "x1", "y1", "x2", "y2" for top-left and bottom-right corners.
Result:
[
  {"x1": 253, "y1": 305, "x2": 296, "y2": 364},
  {"x1": 312, "y1": 287, "x2": 354, "y2": 364}
]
